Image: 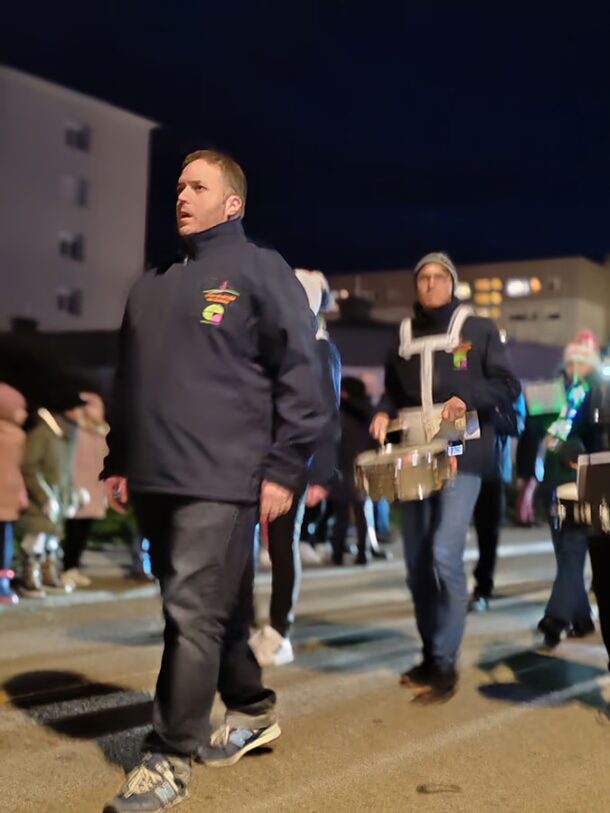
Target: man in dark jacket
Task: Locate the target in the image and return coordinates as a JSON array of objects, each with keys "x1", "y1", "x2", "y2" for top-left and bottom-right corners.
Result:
[
  {"x1": 371, "y1": 252, "x2": 520, "y2": 703},
  {"x1": 102, "y1": 150, "x2": 328, "y2": 813}
]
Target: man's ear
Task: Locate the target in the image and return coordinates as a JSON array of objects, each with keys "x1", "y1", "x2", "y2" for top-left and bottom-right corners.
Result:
[{"x1": 225, "y1": 194, "x2": 243, "y2": 220}]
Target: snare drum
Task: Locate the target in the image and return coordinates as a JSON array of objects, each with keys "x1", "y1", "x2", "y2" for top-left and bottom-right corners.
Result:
[
  {"x1": 355, "y1": 439, "x2": 455, "y2": 502},
  {"x1": 554, "y1": 482, "x2": 590, "y2": 529}
]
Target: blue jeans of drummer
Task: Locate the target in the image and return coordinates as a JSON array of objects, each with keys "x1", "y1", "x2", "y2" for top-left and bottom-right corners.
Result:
[{"x1": 401, "y1": 473, "x2": 482, "y2": 671}]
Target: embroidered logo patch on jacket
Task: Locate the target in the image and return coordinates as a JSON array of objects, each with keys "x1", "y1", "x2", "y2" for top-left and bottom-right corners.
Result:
[
  {"x1": 452, "y1": 341, "x2": 473, "y2": 370},
  {"x1": 200, "y1": 282, "x2": 240, "y2": 326}
]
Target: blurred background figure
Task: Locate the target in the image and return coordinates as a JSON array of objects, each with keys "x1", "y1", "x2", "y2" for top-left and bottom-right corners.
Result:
[
  {"x1": 470, "y1": 393, "x2": 526, "y2": 612},
  {"x1": 18, "y1": 397, "x2": 84, "y2": 598},
  {"x1": 250, "y1": 269, "x2": 340, "y2": 667},
  {"x1": 0, "y1": 383, "x2": 28, "y2": 604},
  {"x1": 330, "y1": 376, "x2": 376, "y2": 566},
  {"x1": 536, "y1": 330, "x2": 601, "y2": 646},
  {"x1": 61, "y1": 391, "x2": 109, "y2": 589}
]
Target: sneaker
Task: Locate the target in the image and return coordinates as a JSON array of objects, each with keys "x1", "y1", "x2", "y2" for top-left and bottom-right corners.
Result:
[
  {"x1": 299, "y1": 542, "x2": 321, "y2": 566},
  {"x1": 371, "y1": 547, "x2": 391, "y2": 560},
  {"x1": 537, "y1": 616, "x2": 566, "y2": 648},
  {"x1": 568, "y1": 617, "x2": 595, "y2": 638},
  {"x1": 61, "y1": 567, "x2": 92, "y2": 588},
  {"x1": 103, "y1": 752, "x2": 190, "y2": 813},
  {"x1": 249, "y1": 625, "x2": 294, "y2": 667},
  {"x1": 258, "y1": 547, "x2": 272, "y2": 570},
  {"x1": 469, "y1": 594, "x2": 490, "y2": 613},
  {"x1": 200, "y1": 720, "x2": 282, "y2": 768},
  {"x1": 0, "y1": 569, "x2": 19, "y2": 605},
  {"x1": 41, "y1": 557, "x2": 71, "y2": 594},
  {"x1": 410, "y1": 665, "x2": 458, "y2": 705},
  {"x1": 18, "y1": 557, "x2": 46, "y2": 599},
  {"x1": 399, "y1": 660, "x2": 433, "y2": 688}
]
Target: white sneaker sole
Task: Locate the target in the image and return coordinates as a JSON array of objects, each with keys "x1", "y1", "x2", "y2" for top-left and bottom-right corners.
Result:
[{"x1": 205, "y1": 723, "x2": 282, "y2": 768}]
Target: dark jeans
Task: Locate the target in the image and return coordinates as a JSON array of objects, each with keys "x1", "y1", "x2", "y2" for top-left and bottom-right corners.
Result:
[
  {"x1": 63, "y1": 518, "x2": 94, "y2": 571},
  {"x1": 132, "y1": 493, "x2": 276, "y2": 758},
  {"x1": 401, "y1": 474, "x2": 482, "y2": 670},
  {"x1": 545, "y1": 523, "x2": 592, "y2": 629},
  {"x1": 267, "y1": 490, "x2": 304, "y2": 637},
  {"x1": 472, "y1": 479, "x2": 504, "y2": 597},
  {"x1": 588, "y1": 534, "x2": 610, "y2": 670}
]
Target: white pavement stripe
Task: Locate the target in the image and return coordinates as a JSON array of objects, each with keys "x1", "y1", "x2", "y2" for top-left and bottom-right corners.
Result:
[{"x1": 245, "y1": 674, "x2": 610, "y2": 813}]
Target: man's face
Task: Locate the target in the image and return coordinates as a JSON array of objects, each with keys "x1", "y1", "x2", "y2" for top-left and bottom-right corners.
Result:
[
  {"x1": 176, "y1": 159, "x2": 242, "y2": 236},
  {"x1": 416, "y1": 262, "x2": 453, "y2": 310}
]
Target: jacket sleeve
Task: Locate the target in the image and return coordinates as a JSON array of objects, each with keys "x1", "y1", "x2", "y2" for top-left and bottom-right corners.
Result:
[
  {"x1": 22, "y1": 425, "x2": 54, "y2": 508},
  {"x1": 100, "y1": 305, "x2": 131, "y2": 479},
  {"x1": 453, "y1": 324, "x2": 521, "y2": 413},
  {"x1": 308, "y1": 339, "x2": 341, "y2": 488},
  {"x1": 257, "y1": 251, "x2": 330, "y2": 492}
]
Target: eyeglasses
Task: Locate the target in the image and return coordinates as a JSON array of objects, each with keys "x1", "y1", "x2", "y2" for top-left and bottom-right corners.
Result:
[{"x1": 417, "y1": 272, "x2": 451, "y2": 285}]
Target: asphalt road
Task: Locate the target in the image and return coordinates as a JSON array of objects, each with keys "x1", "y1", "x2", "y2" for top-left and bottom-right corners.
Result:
[{"x1": 1, "y1": 528, "x2": 609, "y2": 813}]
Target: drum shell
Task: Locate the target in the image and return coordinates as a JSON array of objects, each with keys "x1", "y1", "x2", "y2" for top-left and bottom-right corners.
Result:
[{"x1": 355, "y1": 443, "x2": 455, "y2": 502}]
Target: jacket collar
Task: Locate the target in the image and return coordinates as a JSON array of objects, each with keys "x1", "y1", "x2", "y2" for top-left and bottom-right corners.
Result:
[{"x1": 183, "y1": 219, "x2": 246, "y2": 260}]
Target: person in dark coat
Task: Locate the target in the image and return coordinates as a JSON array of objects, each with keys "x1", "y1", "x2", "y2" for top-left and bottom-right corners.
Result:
[
  {"x1": 371, "y1": 252, "x2": 520, "y2": 703},
  {"x1": 102, "y1": 149, "x2": 328, "y2": 813},
  {"x1": 331, "y1": 376, "x2": 376, "y2": 565}
]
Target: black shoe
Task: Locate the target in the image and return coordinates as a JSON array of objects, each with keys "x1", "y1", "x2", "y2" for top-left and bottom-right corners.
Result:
[
  {"x1": 370, "y1": 547, "x2": 391, "y2": 560},
  {"x1": 568, "y1": 617, "x2": 595, "y2": 638},
  {"x1": 354, "y1": 553, "x2": 369, "y2": 566},
  {"x1": 103, "y1": 752, "x2": 191, "y2": 812},
  {"x1": 537, "y1": 616, "x2": 565, "y2": 648},
  {"x1": 400, "y1": 660, "x2": 433, "y2": 688},
  {"x1": 411, "y1": 665, "x2": 458, "y2": 705}
]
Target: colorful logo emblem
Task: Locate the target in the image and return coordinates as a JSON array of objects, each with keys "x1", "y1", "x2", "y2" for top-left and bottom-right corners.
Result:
[
  {"x1": 200, "y1": 282, "x2": 240, "y2": 326},
  {"x1": 452, "y1": 341, "x2": 472, "y2": 370}
]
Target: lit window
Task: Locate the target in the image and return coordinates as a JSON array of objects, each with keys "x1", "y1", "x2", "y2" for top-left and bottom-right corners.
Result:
[
  {"x1": 64, "y1": 121, "x2": 91, "y2": 151},
  {"x1": 476, "y1": 307, "x2": 491, "y2": 317},
  {"x1": 490, "y1": 291, "x2": 503, "y2": 305},
  {"x1": 530, "y1": 277, "x2": 542, "y2": 293},
  {"x1": 456, "y1": 282, "x2": 472, "y2": 300},
  {"x1": 474, "y1": 293, "x2": 491, "y2": 306},
  {"x1": 491, "y1": 278, "x2": 503, "y2": 291},
  {"x1": 474, "y1": 278, "x2": 491, "y2": 292},
  {"x1": 506, "y1": 278, "x2": 531, "y2": 298},
  {"x1": 58, "y1": 231, "x2": 85, "y2": 261},
  {"x1": 490, "y1": 307, "x2": 502, "y2": 320}
]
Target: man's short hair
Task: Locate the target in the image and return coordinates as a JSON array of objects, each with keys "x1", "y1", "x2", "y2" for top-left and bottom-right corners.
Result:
[{"x1": 182, "y1": 149, "x2": 247, "y2": 219}]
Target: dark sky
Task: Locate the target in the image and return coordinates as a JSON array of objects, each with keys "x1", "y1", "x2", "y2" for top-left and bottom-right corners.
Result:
[{"x1": 3, "y1": 2, "x2": 610, "y2": 272}]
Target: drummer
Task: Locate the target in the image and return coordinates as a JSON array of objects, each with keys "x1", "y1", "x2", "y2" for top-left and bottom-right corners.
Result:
[{"x1": 371, "y1": 252, "x2": 520, "y2": 703}]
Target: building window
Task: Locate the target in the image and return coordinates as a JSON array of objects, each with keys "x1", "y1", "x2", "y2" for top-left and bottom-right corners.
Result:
[
  {"x1": 56, "y1": 287, "x2": 83, "y2": 316},
  {"x1": 58, "y1": 231, "x2": 85, "y2": 261},
  {"x1": 64, "y1": 121, "x2": 91, "y2": 151},
  {"x1": 59, "y1": 174, "x2": 88, "y2": 207}
]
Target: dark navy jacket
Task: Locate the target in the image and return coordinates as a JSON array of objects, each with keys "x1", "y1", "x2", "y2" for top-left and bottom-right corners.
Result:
[
  {"x1": 103, "y1": 220, "x2": 329, "y2": 503},
  {"x1": 381, "y1": 299, "x2": 521, "y2": 478}
]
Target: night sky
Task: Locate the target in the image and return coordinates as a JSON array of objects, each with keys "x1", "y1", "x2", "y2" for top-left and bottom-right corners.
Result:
[{"x1": 3, "y1": 2, "x2": 610, "y2": 273}]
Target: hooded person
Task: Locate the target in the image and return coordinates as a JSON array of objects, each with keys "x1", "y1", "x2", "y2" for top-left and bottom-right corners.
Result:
[
  {"x1": 18, "y1": 388, "x2": 86, "y2": 598},
  {"x1": 536, "y1": 329, "x2": 602, "y2": 646},
  {"x1": 371, "y1": 251, "x2": 520, "y2": 702},
  {"x1": 249, "y1": 269, "x2": 341, "y2": 668}
]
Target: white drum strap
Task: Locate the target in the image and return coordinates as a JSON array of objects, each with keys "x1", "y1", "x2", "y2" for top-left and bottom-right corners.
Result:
[{"x1": 398, "y1": 305, "x2": 474, "y2": 413}]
